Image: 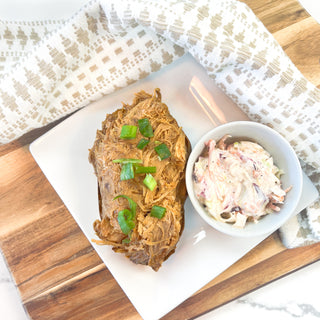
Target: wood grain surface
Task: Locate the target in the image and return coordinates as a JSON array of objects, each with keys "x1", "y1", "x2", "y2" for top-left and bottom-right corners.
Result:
[{"x1": 1, "y1": 1, "x2": 320, "y2": 319}]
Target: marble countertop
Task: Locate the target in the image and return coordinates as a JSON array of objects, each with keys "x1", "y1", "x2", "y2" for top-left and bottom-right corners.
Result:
[
  {"x1": 199, "y1": 259, "x2": 320, "y2": 320},
  {"x1": 0, "y1": 0, "x2": 319, "y2": 319}
]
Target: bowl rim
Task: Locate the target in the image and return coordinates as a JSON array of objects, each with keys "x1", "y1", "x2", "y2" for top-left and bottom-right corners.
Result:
[{"x1": 186, "y1": 121, "x2": 303, "y2": 238}]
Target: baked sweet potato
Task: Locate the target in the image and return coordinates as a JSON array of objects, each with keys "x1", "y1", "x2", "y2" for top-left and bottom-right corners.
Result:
[{"x1": 89, "y1": 88, "x2": 190, "y2": 271}]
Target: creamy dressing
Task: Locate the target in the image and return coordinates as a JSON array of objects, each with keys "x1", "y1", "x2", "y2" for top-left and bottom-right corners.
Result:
[{"x1": 193, "y1": 137, "x2": 287, "y2": 228}]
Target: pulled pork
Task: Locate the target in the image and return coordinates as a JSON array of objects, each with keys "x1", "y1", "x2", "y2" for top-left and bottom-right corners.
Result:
[{"x1": 89, "y1": 88, "x2": 190, "y2": 271}]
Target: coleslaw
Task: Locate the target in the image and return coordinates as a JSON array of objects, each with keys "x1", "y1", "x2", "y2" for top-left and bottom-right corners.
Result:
[{"x1": 193, "y1": 135, "x2": 289, "y2": 228}]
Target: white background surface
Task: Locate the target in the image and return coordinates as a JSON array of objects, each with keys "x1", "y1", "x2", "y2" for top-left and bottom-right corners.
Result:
[{"x1": 0, "y1": 0, "x2": 320, "y2": 320}]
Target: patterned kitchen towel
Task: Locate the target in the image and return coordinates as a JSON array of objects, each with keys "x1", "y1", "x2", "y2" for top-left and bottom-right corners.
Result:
[{"x1": 0, "y1": 0, "x2": 319, "y2": 247}]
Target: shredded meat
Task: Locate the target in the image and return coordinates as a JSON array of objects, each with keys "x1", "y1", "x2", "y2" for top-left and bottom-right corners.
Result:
[{"x1": 89, "y1": 88, "x2": 190, "y2": 271}]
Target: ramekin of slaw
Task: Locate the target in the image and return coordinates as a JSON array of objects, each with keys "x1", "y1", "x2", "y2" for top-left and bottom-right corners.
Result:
[{"x1": 186, "y1": 121, "x2": 303, "y2": 238}]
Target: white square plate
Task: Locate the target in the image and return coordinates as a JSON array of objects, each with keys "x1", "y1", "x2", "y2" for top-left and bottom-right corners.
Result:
[{"x1": 30, "y1": 54, "x2": 318, "y2": 320}]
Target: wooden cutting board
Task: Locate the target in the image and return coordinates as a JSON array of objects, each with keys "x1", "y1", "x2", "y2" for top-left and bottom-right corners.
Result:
[{"x1": 1, "y1": 1, "x2": 320, "y2": 319}]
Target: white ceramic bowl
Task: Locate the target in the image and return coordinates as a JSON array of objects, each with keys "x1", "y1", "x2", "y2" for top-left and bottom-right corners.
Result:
[{"x1": 186, "y1": 121, "x2": 303, "y2": 237}]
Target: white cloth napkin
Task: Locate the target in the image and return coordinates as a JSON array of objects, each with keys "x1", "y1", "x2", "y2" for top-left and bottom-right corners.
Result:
[{"x1": 1, "y1": 0, "x2": 319, "y2": 247}]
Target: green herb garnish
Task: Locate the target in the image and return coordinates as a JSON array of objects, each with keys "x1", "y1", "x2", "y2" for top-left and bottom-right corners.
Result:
[
  {"x1": 138, "y1": 118, "x2": 154, "y2": 137},
  {"x1": 134, "y1": 166, "x2": 156, "y2": 174},
  {"x1": 154, "y1": 143, "x2": 171, "y2": 160},
  {"x1": 143, "y1": 173, "x2": 157, "y2": 191},
  {"x1": 137, "y1": 138, "x2": 150, "y2": 150},
  {"x1": 113, "y1": 195, "x2": 137, "y2": 215},
  {"x1": 117, "y1": 209, "x2": 135, "y2": 234},
  {"x1": 150, "y1": 205, "x2": 166, "y2": 219},
  {"x1": 113, "y1": 158, "x2": 142, "y2": 164},
  {"x1": 120, "y1": 125, "x2": 137, "y2": 139},
  {"x1": 120, "y1": 163, "x2": 135, "y2": 180},
  {"x1": 113, "y1": 195, "x2": 137, "y2": 235}
]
